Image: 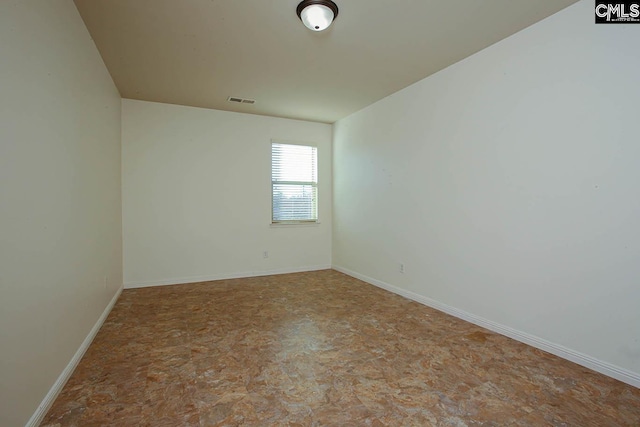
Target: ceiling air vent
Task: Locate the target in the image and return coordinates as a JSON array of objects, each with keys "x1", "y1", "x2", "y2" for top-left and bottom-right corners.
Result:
[{"x1": 227, "y1": 96, "x2": 256, "y2": 105}]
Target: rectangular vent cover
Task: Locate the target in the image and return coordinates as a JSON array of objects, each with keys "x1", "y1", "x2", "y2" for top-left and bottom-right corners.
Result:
[{"x1": 227, "y1": 96, "x2": 255, "y2": 105}]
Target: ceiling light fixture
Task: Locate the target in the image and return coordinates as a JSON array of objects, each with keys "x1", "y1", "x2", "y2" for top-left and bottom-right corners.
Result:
[{"x1": 296, "y1": 0, "x2": 339, "y2": 32}]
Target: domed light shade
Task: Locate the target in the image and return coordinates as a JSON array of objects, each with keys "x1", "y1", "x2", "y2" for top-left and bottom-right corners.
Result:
[{"x1": 296, "y1": 0, "x2": 339, "y2": 32}]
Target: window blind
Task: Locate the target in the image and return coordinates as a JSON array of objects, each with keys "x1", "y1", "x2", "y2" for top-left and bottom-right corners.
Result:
[{"x1": 271, "y1": 143, "x2": 318, "y2": 222}]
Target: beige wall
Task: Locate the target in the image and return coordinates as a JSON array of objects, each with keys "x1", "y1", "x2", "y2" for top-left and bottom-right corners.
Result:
[
  {"x1": 333, "y1": 0, "x2": 640, "y2": 385},
  {"x1": 0, "y1": 1, "x2": 122, "y2": 425},
  {"x1": 122, "y1": 99, "x2": 332, "y2": 287}
]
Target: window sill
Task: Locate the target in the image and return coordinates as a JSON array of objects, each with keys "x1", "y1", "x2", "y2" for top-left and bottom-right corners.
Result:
[{"x1": 270, "y1": 221, "x2": 321, "y2": 228}]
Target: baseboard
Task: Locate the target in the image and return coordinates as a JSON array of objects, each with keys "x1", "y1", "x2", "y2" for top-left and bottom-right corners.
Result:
[
  {"x1": 26, "y1": 285, "x2": 124, "y2": 427},
  {"x1": 124, "y1": 264, "x2": 333, "y2": 289},
  {"x1": 332, "y1": 265, "x2": 640, "y2": 389}
]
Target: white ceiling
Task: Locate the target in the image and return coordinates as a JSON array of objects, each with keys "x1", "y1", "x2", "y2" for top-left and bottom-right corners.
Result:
[{"x1": 74, "y1": 0, "x2": 579, "y2": 124}]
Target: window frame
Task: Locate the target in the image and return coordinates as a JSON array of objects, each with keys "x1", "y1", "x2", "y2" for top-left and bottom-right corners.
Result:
[{"x1": 270, "y1": 140, "x2": 319, "y2": 225}]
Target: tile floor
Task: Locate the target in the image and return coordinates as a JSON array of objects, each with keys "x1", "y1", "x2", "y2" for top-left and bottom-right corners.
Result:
[{"x1": 41, "y1": 270, "x2": 640, "y2": 426}]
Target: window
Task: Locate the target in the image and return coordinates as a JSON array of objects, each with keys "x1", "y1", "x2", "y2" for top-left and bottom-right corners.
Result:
[{"x1": 271, "y1": 142, "x2": 318, "y2": 223}]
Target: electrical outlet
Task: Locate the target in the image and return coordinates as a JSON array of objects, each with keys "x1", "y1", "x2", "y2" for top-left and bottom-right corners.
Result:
[
  {"x1": 263, "y1": 251, "x2": 269, "y2": 259},
  {"x1": 103, "y1": 276, "x2": 108, "y2": 289},
  {"x1": 399, "y1": 263, "x2": 405, "y2": 274}
]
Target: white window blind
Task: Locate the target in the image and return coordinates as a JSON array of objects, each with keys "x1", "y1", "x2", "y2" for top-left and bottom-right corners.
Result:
[{"x1": 271, "y1": 142, "x2": 318, "y2": 223}]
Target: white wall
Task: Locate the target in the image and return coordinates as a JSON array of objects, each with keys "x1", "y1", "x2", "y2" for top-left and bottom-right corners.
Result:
[
  {"x1": 0, "y1": 1, "x2": 122, "y2": 426},
  {"x1": 333, "y1": 0, "x2": 640, "y2": 384},
  {"x1": 122, "y1": 100, "x2": 332, "y2": 287}
]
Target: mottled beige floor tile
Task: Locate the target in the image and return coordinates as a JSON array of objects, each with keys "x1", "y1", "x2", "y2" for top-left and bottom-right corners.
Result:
[{"x1": 41, "y1": 270, "x2": 640, "y2": 426}]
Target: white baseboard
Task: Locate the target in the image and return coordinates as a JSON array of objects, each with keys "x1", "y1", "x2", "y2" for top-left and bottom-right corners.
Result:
[
  {"x1": 124, "y1": 264, "x2": 333, "y2": 289},
  {"x1": 26, "y1": 285, "x2": 124, "y2": 427},
  {"x1": 332, "y1": 265, "x2": 640, "y2": 389}
]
